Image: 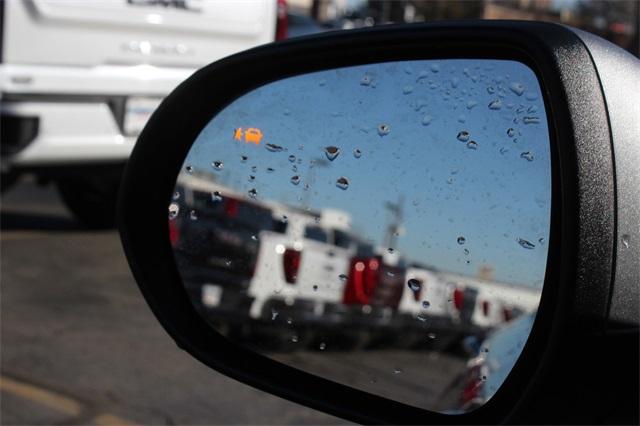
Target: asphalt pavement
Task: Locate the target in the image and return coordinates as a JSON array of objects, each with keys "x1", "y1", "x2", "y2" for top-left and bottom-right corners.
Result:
[{"x1": 0, "y1": 178, "x2": 347, "y2": 425}]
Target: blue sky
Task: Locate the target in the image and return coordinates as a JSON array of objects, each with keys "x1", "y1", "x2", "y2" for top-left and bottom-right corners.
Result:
[{"x1": 182, "y1": 59, "x2": 551, "y2": 288}]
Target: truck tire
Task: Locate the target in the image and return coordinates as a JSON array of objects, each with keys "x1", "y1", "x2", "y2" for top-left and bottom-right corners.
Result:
[{"x1": 57, "y1": 176, "x2": 120, "y2": 229}]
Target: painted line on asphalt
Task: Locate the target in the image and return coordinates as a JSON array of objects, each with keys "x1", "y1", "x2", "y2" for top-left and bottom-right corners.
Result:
[
  {"x1": 0, "y1": 231, "x2": 46, "y2": 241},
  {"x1": 0, "y1": 375, "x2": 82, "y2": 417},
  {"x1": 93, "y1": 413, "x2": 137, "y2": 425},
  {"x1": 0, "y1": 375, "x2": 137, "y2": 425}
]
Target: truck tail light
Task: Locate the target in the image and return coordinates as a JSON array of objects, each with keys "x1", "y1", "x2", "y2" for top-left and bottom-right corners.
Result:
[
  {"x1": 410, "y1": 278, "x2": 423, "y2": 301},
  {"x1": 503, "y1": 307, "x2": 513, "y2": 322},
  {"x1": 453, "y1": 288, "x2": 465, "y2": 310},
  {"x1": 275, "y1": 0, "x2": 288, "y2": 40},
  {"x1": 282, "y1": 248, "x2": 300, "y2": 284},
  {"x1": 482, "y1": 300, "x2": 490, "y2": 317},
  {"x1": 168, "y1": 219, "x2": 180, "y2": 247},
  {"x1": 343, "y1": 257, "x2": 380, "y2": 305},
  {"x1": 460, "y1": 364, "x2": 484, "y2": 407},
  {"x1": 224, "y1": 198, "x2": 240, "y2": 217}
]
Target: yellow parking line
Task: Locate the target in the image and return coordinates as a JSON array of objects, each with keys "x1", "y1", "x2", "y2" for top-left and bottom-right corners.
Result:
[
  {"x1": 0, "y1": 376, "x2": 137, "y2": 426},
  {"x1": 0, "y1": 375, "x2": 82, "y2": 417},
  {"x1": 92, "y1": 413, "x2": 137, "y2": 426}
]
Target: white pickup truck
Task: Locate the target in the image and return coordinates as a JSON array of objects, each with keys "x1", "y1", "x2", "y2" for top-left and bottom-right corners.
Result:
[
  {"x1": 0, "y1": 0, "x2": 278, "y2": 227},
  {"x1": 396, "y1": 265, "x2": 541, "y2": 349},
  {"x1": 248, "y1": 207, "x2": 358, "y2": 324}
]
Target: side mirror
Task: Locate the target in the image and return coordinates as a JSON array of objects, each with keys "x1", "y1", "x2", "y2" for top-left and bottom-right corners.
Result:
[{"x1": 118, "y1": 21, "x2": 639, "y2": 424}]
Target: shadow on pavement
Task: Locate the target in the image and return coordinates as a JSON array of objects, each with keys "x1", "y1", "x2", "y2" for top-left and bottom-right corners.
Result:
[{"x1": 0, "y1": 211, "x2": 82, "y2": 231}]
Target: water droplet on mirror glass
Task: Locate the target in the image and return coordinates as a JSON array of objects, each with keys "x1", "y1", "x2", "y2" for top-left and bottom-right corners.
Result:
[
  {"x1": 488, "y1": 99, "x2": 502, "y2": 110},
  {"x1": 248, "y1": 175, "x2": 255, "y2": 182},
  {"x1": 507, "y1": 127, "x2": 516, "y2": 137},
  {"x1": 172, "y1": 191, "x2": 180, "y2": 200},
  {"x1": 271, "y1": 309, "x2": 278, "y2": 321},
  {"x1": 393, "y1": 368, "x2": 403, "y2": 374},
  {"x1": 283, "y1": 108, "x2": 291, "y2": 116},
  {"x1": 336, "y1": 177, "x2": 349, "y2": 190},
  {"x1": 319, "y1": 342, "x2": 326, "y2": 351},
  {"x1": 286, "y1": 317, "x2": 293, "y2": 325},
  {"x1": 251, "y1": 234, "x2": 258, "y2": 241},
  {"x1": 487, "y1": 86, "x2": 495, "y2": 94},
  {"x1": 466, "y1": 100, "x2": 478, "y2": 110},
  {"x1": 313, "y1": 285, "x2": 318, "y2": 291},
  {"x1": 464, "y1": 248, "x2": 470, "y2": 255},
  {"x1": 457, "y1": 236, "x2": 466, "y2": 245},
  {"x1": 525, "y1": 91, "x2": 538, "y2": 101},
  {"x1": 538, "y1": 237, "x2": 545, "y2": 245},
  {"x1": 360, "y1": 73, "x2": 372, "y2": 86},
  {"x1": 248, "y1": 188, "x2": 257, "y2": 199},
  {"x1": 386, "y1": 271, "x2": 395, "y2": 277},
  {"x1": 185, "y1": 165, "x2": 194, "y2": 173},
  {"x1": 211, "y1": 161, "x2": 223, "y2": 170},
  {"x1": 621, "y1": 234, "x2": 630, "y2": 249},
  {"x1": 430, "y1": 63, "x2": 440, "y2": 73},
  {"x1": 422, "y1": 300, "x2": 431, "y2": 309},
  {"x1": 377, "y1": 123, "x2": 390, "y2": 136},
  {"x1": 281, "y1": 215, "x2": 288, "y2": 224},
  {"x1": 427, "y1": 332, "x2": 437, "y2": 340},
  {"x1": 291, "y1": 335, "x2": 299, "y2": 343},
  {"x1": 523, "y1": 116, "x2": 540, "y2": 124},
  {"x1": 457, "y1": 131, "x2": 470, "y2": 142},
  {"x1": 467, "y1": 140, "x2": 478, "y2": 150},
  {"x1": 324, "y1": 146, "x2": 340, "y2": 161},
  {"x1": 168, "y1": 203, "x2": 179, "y2": 220},
  {"x1": 290, "y1": 175, "x2": 301, "y2": 186},
  {"x1": 387, "y1": 247, "x2": 395, "y2": 254},
  {"x1": 407, "y1": 278, "x2": 421, "y2": 292},
  {"x1": 509, "y1": 82, "x2": 525, "y2": 96},
  {"x1": 241, "y1": 155, "x2": 248, "y2": 162},
  {"x1": 288, "y1": 154, "x2": 296, "y2": 163},
  {"x1": 520, "y1": 151, "x2": 534, "y2": 162},
  {"x1": 189, "y1": 210, "x2": 197, "y2": 220},
  {"x1": 266, "y1": 167, "x2": 275, "y2": 173},
  {"x1": 403, "y1": 85, "x2": 413, "y2": 94},
  {"x1": 517, "y1": 238, "x2": 535, "y2": 249},
  {"x1": 416, "y1": 314, "x2": 428, "y2": 322},
  {"x1": 338, "y1": 274, "x2": 347, "y2": 282},
  {"x1": 265, "y1": 143, "x2": 284, "y2": 152},
  {"x1": 353, "y1": 148, "x2": 362, "y2": 159},
  {"x1": 211, "y1": 191, "x2": 222, "y2": 202},
  {"x1": 251, "y1": 166, "x2": 257, "y2": 172},
  {"x1": 421, "y1": 114, "x2": 433, "y2": 126}
]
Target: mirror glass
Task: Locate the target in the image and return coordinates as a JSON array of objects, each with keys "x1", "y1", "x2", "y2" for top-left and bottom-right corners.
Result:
[{"x1": 169, "y1": 59, "x2": 551, "y2": 413}]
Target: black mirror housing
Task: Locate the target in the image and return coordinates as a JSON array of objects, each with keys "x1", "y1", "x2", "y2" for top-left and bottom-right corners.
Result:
[{"x1": 118, "y1": 21, "x2": 639, "y2": 424}]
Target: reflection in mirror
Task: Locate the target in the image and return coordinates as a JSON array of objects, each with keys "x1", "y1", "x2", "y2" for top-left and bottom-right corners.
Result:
[{"x1": 170, "y1": 59, "x2": 550, "y2": 413}]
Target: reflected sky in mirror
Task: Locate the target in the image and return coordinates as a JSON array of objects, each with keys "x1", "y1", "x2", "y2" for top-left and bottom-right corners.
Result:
[{"x1": 185, "y1": 59, "x2": 550, "y2": 287}]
